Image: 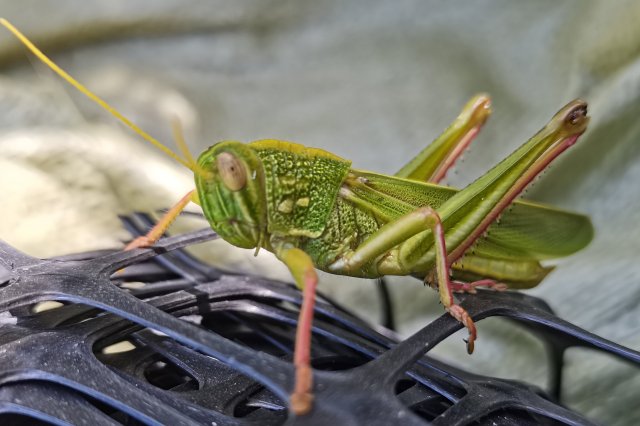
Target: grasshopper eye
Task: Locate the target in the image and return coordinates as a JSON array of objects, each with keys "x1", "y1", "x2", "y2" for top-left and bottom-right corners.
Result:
[{"x1": 217, "y1": 152, "x2": 247, "y2": 191}]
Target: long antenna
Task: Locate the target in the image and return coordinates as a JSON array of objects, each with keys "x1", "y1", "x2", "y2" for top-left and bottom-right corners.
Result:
[
  {"x1": 172, "y1": 117, "x2": 197, "y2": 168},
  {"x1": 0, "y1": 18, "x2": 195, "y2": 172}
]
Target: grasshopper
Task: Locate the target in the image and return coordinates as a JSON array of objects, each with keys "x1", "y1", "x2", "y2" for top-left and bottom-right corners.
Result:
[{"x1": 1, "y1": 19, "x2": 593, "y2": 416}]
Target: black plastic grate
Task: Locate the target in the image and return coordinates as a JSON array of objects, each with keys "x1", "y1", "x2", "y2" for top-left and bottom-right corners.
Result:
[{"x1": 0, "y1": 213, "x2": 638, "y2": 425}]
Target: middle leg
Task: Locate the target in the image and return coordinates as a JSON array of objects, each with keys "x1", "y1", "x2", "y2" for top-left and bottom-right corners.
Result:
[
  {"x1": 331, "y1": 206, "x2": 478, "y2": 353},
  {"x1": 452, "y1": 279, "x2": 508, "y2": 294}
]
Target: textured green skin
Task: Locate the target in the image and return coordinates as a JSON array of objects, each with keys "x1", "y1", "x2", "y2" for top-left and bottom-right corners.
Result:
[
  {"x1": 301, "y1": 197, "x2": 380, "y2": 272},
  {"x1": 251, "y1": 142, "x2": 352, "y2": 239}
]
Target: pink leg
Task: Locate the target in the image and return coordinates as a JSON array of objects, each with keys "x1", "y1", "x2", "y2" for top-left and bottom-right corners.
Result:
[
  {"x1": 290, "y1": 268, "x2": 317, "y2": 415},
  {"x1": 447, "y1": 305, "x2": 477, "y2": 354},
  {"x1": 276, "y1": 247, "x2": 319, "y2": 415},
  {"x1": 452, "y1": 279, "x2": 508, "y2": 294},
  {"x1": 429, "y1": 215, "x2": 478, "y2": 354}
]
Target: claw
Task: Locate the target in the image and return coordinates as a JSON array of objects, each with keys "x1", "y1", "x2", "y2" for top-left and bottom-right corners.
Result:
[
  {"x1": 463, "y1": 337, "x2": 474, "y2": 354},
  {"x1": 465, "y1": 337, "x2": 475, "y2": 354},
  {"x1": 447, "y1": 304, "x2": 477, "y2": 354}
]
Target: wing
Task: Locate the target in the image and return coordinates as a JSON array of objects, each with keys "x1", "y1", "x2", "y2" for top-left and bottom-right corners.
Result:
[
  {"x1": 471, "y1": 200, "x2": 593, "y2": 260},
  {"x1": 351, "y1": 169, "x2": 593, "y2": 262}
]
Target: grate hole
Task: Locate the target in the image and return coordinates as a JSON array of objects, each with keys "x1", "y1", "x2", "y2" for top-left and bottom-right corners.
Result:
[
  {"x1": 395, "y1": 377, "x2": 453, "y2": 421},
  {"x1": 144, "y1": 357, "x2": 199, "y2": 391},
  {"x1": 101, "y1": 340, "x2": 137, "y2": 354},
  {"x1": 83, "y1": 395, "x2": 147, "y2": 426},
  {"x1": 312, "y1": 355, "x2": 369, "y2": 371},
  {"x1": 395, "y1": 378, "x2": 416, "y2": 394},
  {"x1": 31, "y1": 301, "x2": 64, "y2": 314},
  {"x1": 0, "y1": 414, "x2": 54, "y2": 426},
  {"x1": 411, "y1": 395, "x2": 453, "y2": 422},
  {"x1": 232, "y1": 386, "x2": 287, "y2": 420}
]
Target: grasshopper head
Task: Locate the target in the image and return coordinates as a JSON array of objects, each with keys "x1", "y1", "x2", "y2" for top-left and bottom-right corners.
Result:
[{"x1": 195, "y1": 141, "x2": 266, "y2": 249}]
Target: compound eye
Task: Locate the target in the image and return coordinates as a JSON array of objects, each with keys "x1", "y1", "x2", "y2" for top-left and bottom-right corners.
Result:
[{"x1": 217, "y1": 152, "x2": 247, "y2": 191}]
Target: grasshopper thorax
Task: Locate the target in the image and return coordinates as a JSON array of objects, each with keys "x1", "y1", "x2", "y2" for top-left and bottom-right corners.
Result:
[{"x1": 195, "y1": 141, "x2": 267, "y2": 249}]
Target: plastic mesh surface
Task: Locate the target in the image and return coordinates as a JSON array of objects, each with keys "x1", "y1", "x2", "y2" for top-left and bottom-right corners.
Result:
[{"x1": 0, "y1": 213, "x2": 638, "y2": 425}]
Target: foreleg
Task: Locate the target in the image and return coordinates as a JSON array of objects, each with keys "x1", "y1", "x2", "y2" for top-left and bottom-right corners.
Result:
[
  {"x1": 124, "y1": 190, "x2": 196, "y2": 250},
  {"x1": 275, "y1": 246, "x2": 319, "y2": 416}
]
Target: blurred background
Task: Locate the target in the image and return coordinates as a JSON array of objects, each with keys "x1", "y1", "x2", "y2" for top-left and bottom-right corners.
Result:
[{"x1": 0, "y1": 1, "x2": 638, "y2": 424}]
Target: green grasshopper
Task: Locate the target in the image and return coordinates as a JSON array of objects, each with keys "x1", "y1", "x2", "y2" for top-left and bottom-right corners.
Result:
[{"x1": 1, "y1": 18, "x2": 593, "y2": 416}]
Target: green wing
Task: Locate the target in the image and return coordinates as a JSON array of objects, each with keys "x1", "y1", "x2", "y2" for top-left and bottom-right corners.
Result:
[
  {"x1": 351, "y1": 169, "x2": 593, "y2": 262},
  {"x1": 470, "y1": 199, "x2": 593, "y2": 260}
]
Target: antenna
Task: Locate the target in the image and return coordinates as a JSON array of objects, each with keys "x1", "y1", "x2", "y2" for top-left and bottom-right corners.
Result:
[
  {"x1": 172, "y1": 117, "x2": 197, "y2": 169},
  {"x1": 0, "y1": 18, "x2": 196, "y2": 172}
]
